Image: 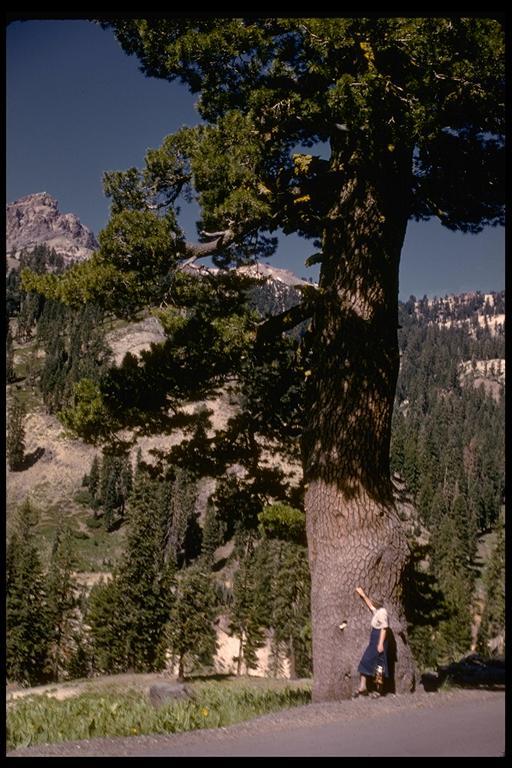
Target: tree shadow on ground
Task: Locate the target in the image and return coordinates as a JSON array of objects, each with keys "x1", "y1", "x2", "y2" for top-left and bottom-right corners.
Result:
[
  {"x1": 421, "y1": 654, "x2": 506, "y2": 692},
  {"x1": 182, "y1": 672, "x2": 235, "y2": 683},
  {"x1": 12, "y1": 446, "x2": 45, "y2": 471}
]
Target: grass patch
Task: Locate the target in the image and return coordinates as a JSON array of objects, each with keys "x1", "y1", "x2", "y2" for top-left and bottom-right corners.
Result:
[
  {"x1": 7, "y1": 681, "x2": 311, "y2": 750},
  {"x1": 6, "y1": 381, "x2": 41, "y2": 413},
  {"x1": 31, "y1": 508, "x2": 126, "y2": 572},
  {"x1": 12, "y1": 343, "x2": 44, "y2": 381},
  {"x1": 70, "y1": 524, "x2": 126, "y2": 571}
]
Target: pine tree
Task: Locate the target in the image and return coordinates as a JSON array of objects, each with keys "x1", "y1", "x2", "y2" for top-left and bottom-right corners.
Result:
[
  {"x1": 7, "y1": 396, "x2": 26, "y2": 471},
  {"x1": 200, "y1": 501, "x2": 224, "y2": 566},
  {"x1": 102, "y1": 465, "x2": 121, "y2": 531},
  {"x1": 6, "y1": 499, "x2": 51, "y2": 684},
  {"x1": 16, "y1": 292, "x2": 41, "y2": 342},
  {"x1": 167, "y1": 468, "x2": 199, "y2": 567},
  {"x1": 167, "y1": 566, "x2": 218, "y2": 680},
  {"x1": 65, "y1": 629, "x2": 92, "y2": 681},
  {"x1": 451, "y1": 493, "x2": 477, "y2": 572},
  {"x1": 270, "y1": 541, "x2": 311, "y2": 679},
  {"x1": 477, "y1": 518, "x2": 505, "y2": 655},
  {"x1": 46, "y1": 524, "x2": 80, "y2": 680},
  {"x1": 416, "y1": 476, "x2": 435, "y2": 527},
  {"x1": 229, "y1": 536, "x2": 269, "y2": 675},
  {"x1": 116, "y1": 472, "x2": 175, "y2": 671},
  {"x1": 86, "y1": 471, "x2": 175, "y2": 674},
  {"x1": 6, "y1": 267, "x2": 22, "y2": 318},
  {"x1": 119, "y1": 455, "x2": 133, "y2": 515},
  {"x1": 88, "y1": 454, "x2": 101, "y2": 507},
  {"x1": 86, "y1": 576, "x2": 126, "y2": 674},
  {"x1": 258, "y1": 506, "x2": 311, "y2": 677},
  {"x1": 6, "y1": 323, "x2": 16, "y2": 383},
  {"x1": 133, "y1": 447, "x2": 144, "y2": 482},
  {"x1": 430, "y1": 514, "x2": 473, "y2": 661},
  {"x1": 26, "y1": 16, "x2": 504, "y2": 701},
  {"x1": 39, "y1": 333, "x2": 68, "y2": 413}
]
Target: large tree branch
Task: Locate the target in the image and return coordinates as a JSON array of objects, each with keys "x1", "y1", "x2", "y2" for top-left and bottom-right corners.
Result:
[
  {"x1": 256, "y1": 300, "x2": 315, "y2": 342},
  {"x1": 180, "y1": 228, "x2": 235, "y2": 267}
]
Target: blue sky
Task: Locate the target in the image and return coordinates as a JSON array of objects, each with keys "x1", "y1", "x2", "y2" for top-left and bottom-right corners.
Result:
[{"x1": 6, "y1": 19, "x2": 505, "y2": 299}]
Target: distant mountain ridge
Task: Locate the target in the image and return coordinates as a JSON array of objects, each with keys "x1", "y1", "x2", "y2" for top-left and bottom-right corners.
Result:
[
  {"x1": 406, "y1": 290, "x2": 505, "y2": 338},
  {"x1": 6, "y1": 192, "x2": 98, "y2": 264}
]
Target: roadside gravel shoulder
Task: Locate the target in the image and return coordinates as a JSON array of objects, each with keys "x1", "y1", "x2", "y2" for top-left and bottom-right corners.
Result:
[{"x1": 7, "y1": 687, "x2": 503, "y2": 757}]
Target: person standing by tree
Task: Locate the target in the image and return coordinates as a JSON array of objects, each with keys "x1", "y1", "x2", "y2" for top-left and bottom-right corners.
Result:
[{"x1": 353, "y1": 586, "x2": 388, "y2": 697}]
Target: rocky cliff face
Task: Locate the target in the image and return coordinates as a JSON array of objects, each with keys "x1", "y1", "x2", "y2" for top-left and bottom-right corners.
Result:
[{"x1": 6, "y1": 192, "x2": 98, "y2": 263}]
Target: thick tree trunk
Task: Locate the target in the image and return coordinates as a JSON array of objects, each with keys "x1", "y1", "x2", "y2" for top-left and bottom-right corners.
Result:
[
  {"x1": 288, "y1": 636, "x2": 297, "y2": 680},
  {"x1": 236, "y1": 635, "x2": 243, "y2": 676},
  {"x1": 303, "y1": 141, "x2": 417, "y2": 701}
]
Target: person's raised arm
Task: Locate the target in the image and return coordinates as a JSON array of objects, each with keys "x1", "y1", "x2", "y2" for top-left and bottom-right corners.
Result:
[{"x1": 355, "y1": 586, "x2": 376, "y2": 612}]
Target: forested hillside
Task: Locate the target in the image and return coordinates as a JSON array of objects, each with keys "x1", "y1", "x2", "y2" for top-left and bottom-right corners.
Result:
[
  {"x1": 392, "y1": 292, "x2": 505, "y2": 667},
  {"x1": 6, "y1": 245, "x2": 504, "y2": 686}
]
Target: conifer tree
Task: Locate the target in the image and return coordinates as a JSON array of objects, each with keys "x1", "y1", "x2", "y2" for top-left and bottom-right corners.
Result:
[
  {"x1": 39, "y1": 333, "x2": 68, "y2": 413},
  {"x1": 88, "y1": 454, "x2": 101, "y2": 507},
  {"x1": 430, "y1": 514, "x2": 473, "y2": 660},
  {"x1": 119, "y1": 455, "x2": 133, "y2": 514},
  {"x1": 102, "y1": 466, "x2": 121, "y2": 531},
  {"x1": 133, "y1": 447, "x2": 144, "y2": 484},
  {"x1": 86, "y1": 577, "x2": 126, "y2": 674},
  {"x1": 6, "y1": 268, "x2": 22, "y2": 318},
  {"x1": 46, "y1": 524, "x2": 80, "y2": 680},
  {"x1": 229, "y1": 535, "x2": 269, "y2": 674},
  {"x1": 7, "y1": 396, "x2": 26, "y2": 471},
  {"x1": 25, "y1": 16, "x2": 504, "y2": 700},
  {"x1": 258, "y1": 505, "x2": 311, "y2": 677},
  {"x1": 6, "y1": 499, "x2": 51, "y2": 684},
  {"x1": 6, "y1": 323, "x2": 16, "y2": 383},
  {"x1": 98, "y1": 453, "x2": 128, "y2": 529},
  {"x1": 270, "y1": 541, "x2": 311, "y2": 679},
  {"x1": 451, "y1": 493, "x2": 477, "y2": 571},
  {"x1": 167, "y1": 468, "x2": 200, "y2": 566},
  {"x1": 115, "y1": 472, "x2": 175, "y2": 671},
  {"x1": 477, "y1": 518, "x2": 505, "y2": 655},
  {"x1": 16, "y1": 292, "x2": 42, "y2": 342},
  {"x1": 86, "y1": 471, "x2": 175, "y2": 673},
  {"x1": 65, "y1": 629, "x2": 92, "y2": 681},
  {"x1": 167, "y1": 566, "x2": 218, "y2": 680},
  {"x1": 200, "y1": 501, "x2": 224, "y2": 566}
]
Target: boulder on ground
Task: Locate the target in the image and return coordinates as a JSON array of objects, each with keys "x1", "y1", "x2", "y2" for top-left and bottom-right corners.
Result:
[{"x1": 148, "y1": 682, "x2": 194, "y2": 708}]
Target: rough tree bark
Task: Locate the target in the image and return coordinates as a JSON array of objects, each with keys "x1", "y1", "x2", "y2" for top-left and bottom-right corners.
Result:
[{"x1": 302, "y1": 138, "x2": 417, "y2": 701}]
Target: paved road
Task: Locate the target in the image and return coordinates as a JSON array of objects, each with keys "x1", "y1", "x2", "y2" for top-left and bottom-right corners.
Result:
[
  {"x1": 8, "y1": 689, "x2": 505, "y2": 758},
  {"x1": 181, "y1": 693, "x2": 504, "y2": 757}
]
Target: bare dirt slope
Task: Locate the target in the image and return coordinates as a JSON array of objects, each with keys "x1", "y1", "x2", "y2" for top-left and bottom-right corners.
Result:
[
  {"x1": 6, "y1": 406, "x2": 97, "y2": 516},
  {"x1": 6, "y1": 671, "x2": 171, "y2": 703}
]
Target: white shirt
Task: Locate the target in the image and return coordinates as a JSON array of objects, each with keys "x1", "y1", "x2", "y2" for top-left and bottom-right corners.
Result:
[{"x1": 370, "y1": 607, "x2": 389, "y2": 629}]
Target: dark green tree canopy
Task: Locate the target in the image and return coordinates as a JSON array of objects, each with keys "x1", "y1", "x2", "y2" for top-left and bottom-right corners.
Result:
[{"x1": 105, "y1": 17, "x2": 504, "y2": 235}]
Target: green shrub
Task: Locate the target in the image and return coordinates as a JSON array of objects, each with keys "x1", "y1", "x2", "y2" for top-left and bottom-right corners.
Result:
[
  {"x1": 75, "y1": 490, "x2": 93, "y2": 507},
  {"x1": 85, "y1": 516, "x2": 103, "y2": 529},
  {"x1": 72, "y1": 529, "x2": 89, "y2": 540}
]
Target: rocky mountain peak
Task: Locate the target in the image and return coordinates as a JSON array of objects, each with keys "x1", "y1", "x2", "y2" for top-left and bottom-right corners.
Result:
[
  {"x1": 236, "y1": 262, "x2": 312, "y2": 287},
  {"x1": 6, "y1": 192, "x2": 98, "y2": 263}
]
